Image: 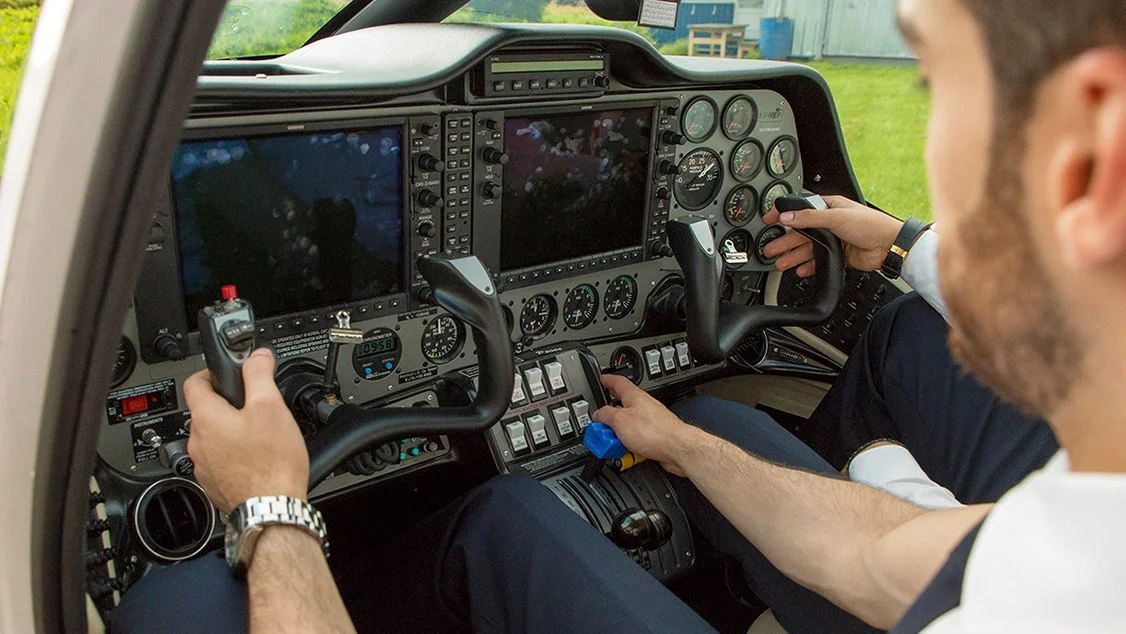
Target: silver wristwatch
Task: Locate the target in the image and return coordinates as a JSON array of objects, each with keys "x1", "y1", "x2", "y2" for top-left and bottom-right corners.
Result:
[{"x1": 224, "y1": 495, "x2": 329, "y2": 578}]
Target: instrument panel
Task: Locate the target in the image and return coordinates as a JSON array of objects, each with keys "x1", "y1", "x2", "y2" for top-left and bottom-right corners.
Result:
[{"x1": 98, "y1": 48, "x2": 805, "y2": 489}]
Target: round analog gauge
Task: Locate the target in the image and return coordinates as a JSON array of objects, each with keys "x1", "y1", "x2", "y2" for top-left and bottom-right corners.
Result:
[
  {"x1": 675, "y1": 149, "x2": 724, "y2": 211},
  {"x1": 604, "y1": 275, "x2": 638, "y2": 320},
  {"x1": 608, "y1": 346, "x2": 644, "y2": 385},
  {"x1": 110, "y1": 337, "x2": 137, "y2": 389},
  {"x1": 761, "y1": 181, "x2": 793, "y2": 216},
  {"x1": 730, "y1": 140, "x2": 765, "y2": 182},
  {"x1": 721, "y1": 229, "x2": 753, "y2": 270},
  {"x1": 563, "y1": 285, "x2": 599, "y2": 330},
  {"x1": 421, "y1": 314, "x2": 465, "y2": 364},
  {"x1": 756, "y1": 225, "x2": 789, "y2": 265},
  {"x1": 722, "y1": 96, "x2": 758, "y2": 140},
  {"x1": 725, "y1": 186, "x2": 758, "y2": 227},
  {"x1": 767, "y1": 137, "x2": 799, "y2": 177},
  {"x1": 520, "y1": 294, "x2": 558, "y2": 338},
  {"x1": 681, "y1": 97, "x2": 718, "y2": 143},
  {"x1": 352, "y1": 328, "x2": 402, "y2": 381}
]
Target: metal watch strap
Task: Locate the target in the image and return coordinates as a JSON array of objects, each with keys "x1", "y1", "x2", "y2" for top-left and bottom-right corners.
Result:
[
  {"x1": 880, "y1": 217, "x2": 932, "y2": 279},
  {"x1": 226, "y1": 495, "x2": 329, "y2": 579}
]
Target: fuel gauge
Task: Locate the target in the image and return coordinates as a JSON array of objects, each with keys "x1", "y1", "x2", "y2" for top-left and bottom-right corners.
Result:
[
  {"x1": 767, "y1": 137, "x2": 799, "y2": 177},
  {"x1": 725, "y1": 186, "x2": 758, "y2": 227},
  {"x1": 608, "y1": 346, "x2": 644, "y2": 385}
]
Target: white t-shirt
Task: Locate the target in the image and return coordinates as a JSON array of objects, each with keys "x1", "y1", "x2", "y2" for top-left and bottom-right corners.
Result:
[{"x1": 921, "y1": 451, "x2": 1126, "y2": 632}]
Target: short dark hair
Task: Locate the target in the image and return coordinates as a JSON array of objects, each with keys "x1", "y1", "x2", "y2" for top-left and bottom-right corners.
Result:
[{"x1": 962, "y1": 1, "x2": 1126, "y2": 132}]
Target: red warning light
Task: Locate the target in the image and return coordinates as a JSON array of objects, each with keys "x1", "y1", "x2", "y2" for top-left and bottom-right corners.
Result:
[
  {"x1": 121, "y1": 395, "x2": 149, "y2": 416},
  {"x1": 221, "y1": 285, "x2": 238, "y2": 301}
]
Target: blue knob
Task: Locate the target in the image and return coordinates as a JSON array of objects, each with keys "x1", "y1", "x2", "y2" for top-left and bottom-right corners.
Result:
[{"x1": 583, "y1": 422, "x2": 627, "y2": 460}]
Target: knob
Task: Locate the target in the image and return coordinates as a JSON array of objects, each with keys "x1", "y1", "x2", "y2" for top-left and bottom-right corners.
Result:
[
  {"x1": 416, "y1": 286, "x2": 435, "y2": 304},
  {"x1": 593, "y1": 76, "x2": 610, "y2": 89},
  {"x1": 658, "y1": 160, "x2": 679, "y2": 175},
  {"x1": 649, "y1": 239, "x2": 675, "y2": 258},
  {"x1": 665, "y1": 105, "x2": 679, "y2": 116},
  {"x1": 417, "y1": 189, "x2": 444, "y2": 208},
  {"x1": 419, "y1": 123, "x2": 437, "y2": 136},
  {"x1": 417, "y1": 221, "x2": 437, "y2": 238},
  {"x1": 482, "y1": 119, "x2": 500, "y2": 131},
  {"x1": 417, "y1": 153, "x2": 443, "y2": 173},
  {"x1": 655, "y1": 186, "x2": 670, "y2": 200},
  {"x1": 481, "y1": 181, "x2": 499, "y2": 199},
  {"x1": 154, "y1": 334, "x2": 183, "y2": 361},
  {"x1": 610, "y1": 508, "x2": 673, "y2": 551},
  {"x1": 662, "y1": 131, "x2": 686, "y2": 146},
  {"x1": 141, "y1": 429, "x2": 162, "y2": 448},
  {"x1": 158, "y1": 440, "x2": 195, "y2": 477},
  {"x1": 482, "y1": 147, "x2": 509, "y2": 165}
]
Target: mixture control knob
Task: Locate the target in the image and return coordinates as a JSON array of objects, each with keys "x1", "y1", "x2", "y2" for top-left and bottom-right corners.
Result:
[
  {"x1": 655, "y1": 186, "x2": 670, "y2": 200},
  {"x1": 482, "y1": 147, "x2": 510, "y2": 165},
  {"x1": 649, "y1": 239, "x2": 675, "y2": 258},
  {"x1": 417, "y1": 221, "x2": 437, "y2": 238},
  {"x1": 610, "y1": 508, "x2": 673, "y2": 551},
  {"x1": 417, "y1": 189, "x2": 444, "y2": 208},
  {"x1": 662, "y1": 131, "x2": 686, "y2": 146},
  {"x1": 157, "y1": 440, "x2": 194, "y2": 477},
  {"x1": 416, "y1": 153, "x2": 444, "y2": 173},
  {"x1": 481, "y1": 181, "x2": 499, "y2": 199},
  {"x1": 658, "y1": 160, "x2": 679, "y2": 175},
  {"x1": 419, "y1": 123, "x2": 438, "y2": 136},
  {"x1": 153, "y1": 334, "x2": 184, "y2": 361}
]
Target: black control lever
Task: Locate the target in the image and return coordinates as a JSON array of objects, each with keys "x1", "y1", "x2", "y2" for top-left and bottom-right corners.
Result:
[
  {"x1": 305, "y1": 255, "x2": 515, "y2": 486},
  {"x1": 198, "y1": 285, "x2": 256, "y2": 408},
  {"x1": 667, "y1": 194, "x2": 845, "y2": 364}
]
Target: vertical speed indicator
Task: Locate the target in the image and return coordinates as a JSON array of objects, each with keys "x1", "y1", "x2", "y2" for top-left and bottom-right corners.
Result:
[{"x1": 563, "y1": 285, "x2": 599, "y2": 330}]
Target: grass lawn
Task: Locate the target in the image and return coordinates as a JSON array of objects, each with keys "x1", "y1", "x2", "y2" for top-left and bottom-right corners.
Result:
[{"x1": 806, "y1": 62, "x2": 932, "y2": 221}]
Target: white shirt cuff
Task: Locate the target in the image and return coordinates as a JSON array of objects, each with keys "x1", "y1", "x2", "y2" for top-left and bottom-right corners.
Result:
[
  {"x1": 900, "y1": 229, "x2": 948, "y2": 322},
  {"x1": 848, "y1": 444, "x2": 964, "y2": 510}
]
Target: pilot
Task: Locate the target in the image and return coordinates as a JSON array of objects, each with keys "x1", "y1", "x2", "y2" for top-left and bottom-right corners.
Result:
[{"x1": 109, "y1": 0, "x2": 1126, "y2": 632}]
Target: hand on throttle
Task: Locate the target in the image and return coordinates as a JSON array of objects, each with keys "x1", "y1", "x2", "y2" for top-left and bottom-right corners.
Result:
[
  {"x1": 761, "y1": 195, "x2": 904, "y2": 277},
  {"x1": 184, "y1": 348, "x2": 309, "y2": 514},
  {"x1": 593, "y1": 374, "x2": 696, "y2": 477}
]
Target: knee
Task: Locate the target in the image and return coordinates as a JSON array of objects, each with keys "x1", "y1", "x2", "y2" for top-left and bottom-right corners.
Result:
[
  {"x1": 672, "y1": 396, "x2": 776, "y2": 436},
  {"x1": 869, "y1": 292, "x2": 945, "y2": 343},
  {"x1": 471, "y1": 474, "x2": 556, "y2": 512}
]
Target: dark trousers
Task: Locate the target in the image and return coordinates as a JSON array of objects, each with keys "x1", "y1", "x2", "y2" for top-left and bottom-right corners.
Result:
[
  {"x1": 801, "y1": 293, "x2": 1059, "y2": 504},
  {"x1": 109, "y1": 294, "x2": 1057, "y2": 634}
]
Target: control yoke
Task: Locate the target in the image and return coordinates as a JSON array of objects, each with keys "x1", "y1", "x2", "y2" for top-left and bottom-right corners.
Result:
[
  {"x1": 667, "y1": 194, "x2": 845, "y2": 365},
  {"x1": 305, "y1": 255, "x2": 515, "y2": 486}
]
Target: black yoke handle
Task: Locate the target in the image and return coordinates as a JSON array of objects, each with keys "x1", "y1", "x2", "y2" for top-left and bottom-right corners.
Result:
[
  {"x1": 306, "y1": 255, "x2": 514, "y2": 486},
  {"x1": 667, "y1": 194, "x2": 845, "y2": 365}
]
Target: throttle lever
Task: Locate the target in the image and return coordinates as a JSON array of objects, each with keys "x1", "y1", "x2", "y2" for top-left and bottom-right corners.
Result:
[{"x1": 668, "y1": 194, "x2": 845, "y2": 364}]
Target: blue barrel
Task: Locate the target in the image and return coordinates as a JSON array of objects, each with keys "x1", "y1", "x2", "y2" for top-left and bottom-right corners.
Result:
[{"x1": 759, "y1": 17, "x2": 795, "y2": 60}]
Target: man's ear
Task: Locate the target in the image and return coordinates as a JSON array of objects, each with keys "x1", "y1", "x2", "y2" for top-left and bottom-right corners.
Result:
[{"x1": 1055, "y1": 50, "x2": 1126, "y2": 271}]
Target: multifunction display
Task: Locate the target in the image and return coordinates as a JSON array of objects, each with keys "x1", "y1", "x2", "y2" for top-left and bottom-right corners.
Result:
[
  {"x1": 499, "y1": 107, "x2": 652, "y2": 272},
  {"x1": 171, "y1": 127, "x2": 405, "y2": 323}
]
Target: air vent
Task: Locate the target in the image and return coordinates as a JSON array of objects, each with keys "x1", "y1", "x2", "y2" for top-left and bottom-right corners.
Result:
[{"x1": 133, "y1": 478, "x2": 215, "y2": 561}]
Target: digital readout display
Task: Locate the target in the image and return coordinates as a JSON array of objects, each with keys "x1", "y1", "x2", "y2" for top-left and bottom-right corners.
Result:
[{"x1": 355, "y1": 336, "x2": 397, "y2": 357}]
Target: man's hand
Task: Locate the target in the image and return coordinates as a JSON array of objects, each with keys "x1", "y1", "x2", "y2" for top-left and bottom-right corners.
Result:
[
  {"x1": 592, "y1": 374, "x2": 698, "y2": 476},
  {"x1": 761, "y1": 195, "x2": 903, "y2": 277},
  {"x1": 183, "y1": 348, "x2": 309, "y2": 514}
]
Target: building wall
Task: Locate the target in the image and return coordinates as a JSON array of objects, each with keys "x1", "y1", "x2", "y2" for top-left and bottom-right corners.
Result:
[
  {"x1": 763, "y1": 0, "x2": 915, "y2": 59},
  {"x1": 653, "y1": 1, "x2": 737, "y2": 45}
]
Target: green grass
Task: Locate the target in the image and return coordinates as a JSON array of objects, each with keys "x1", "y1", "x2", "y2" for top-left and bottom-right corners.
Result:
[
  {"x1": 0, "y1": 5, "x2": 37, "y2": 173},
  {"x1": 805, "y1": 62, "x2": 931, "y2": 221}
]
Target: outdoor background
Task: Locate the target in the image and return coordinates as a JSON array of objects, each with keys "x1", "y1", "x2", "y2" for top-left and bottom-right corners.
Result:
[{"x1": 0, "y1": 0, "x2": 930, "y2": 219}]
